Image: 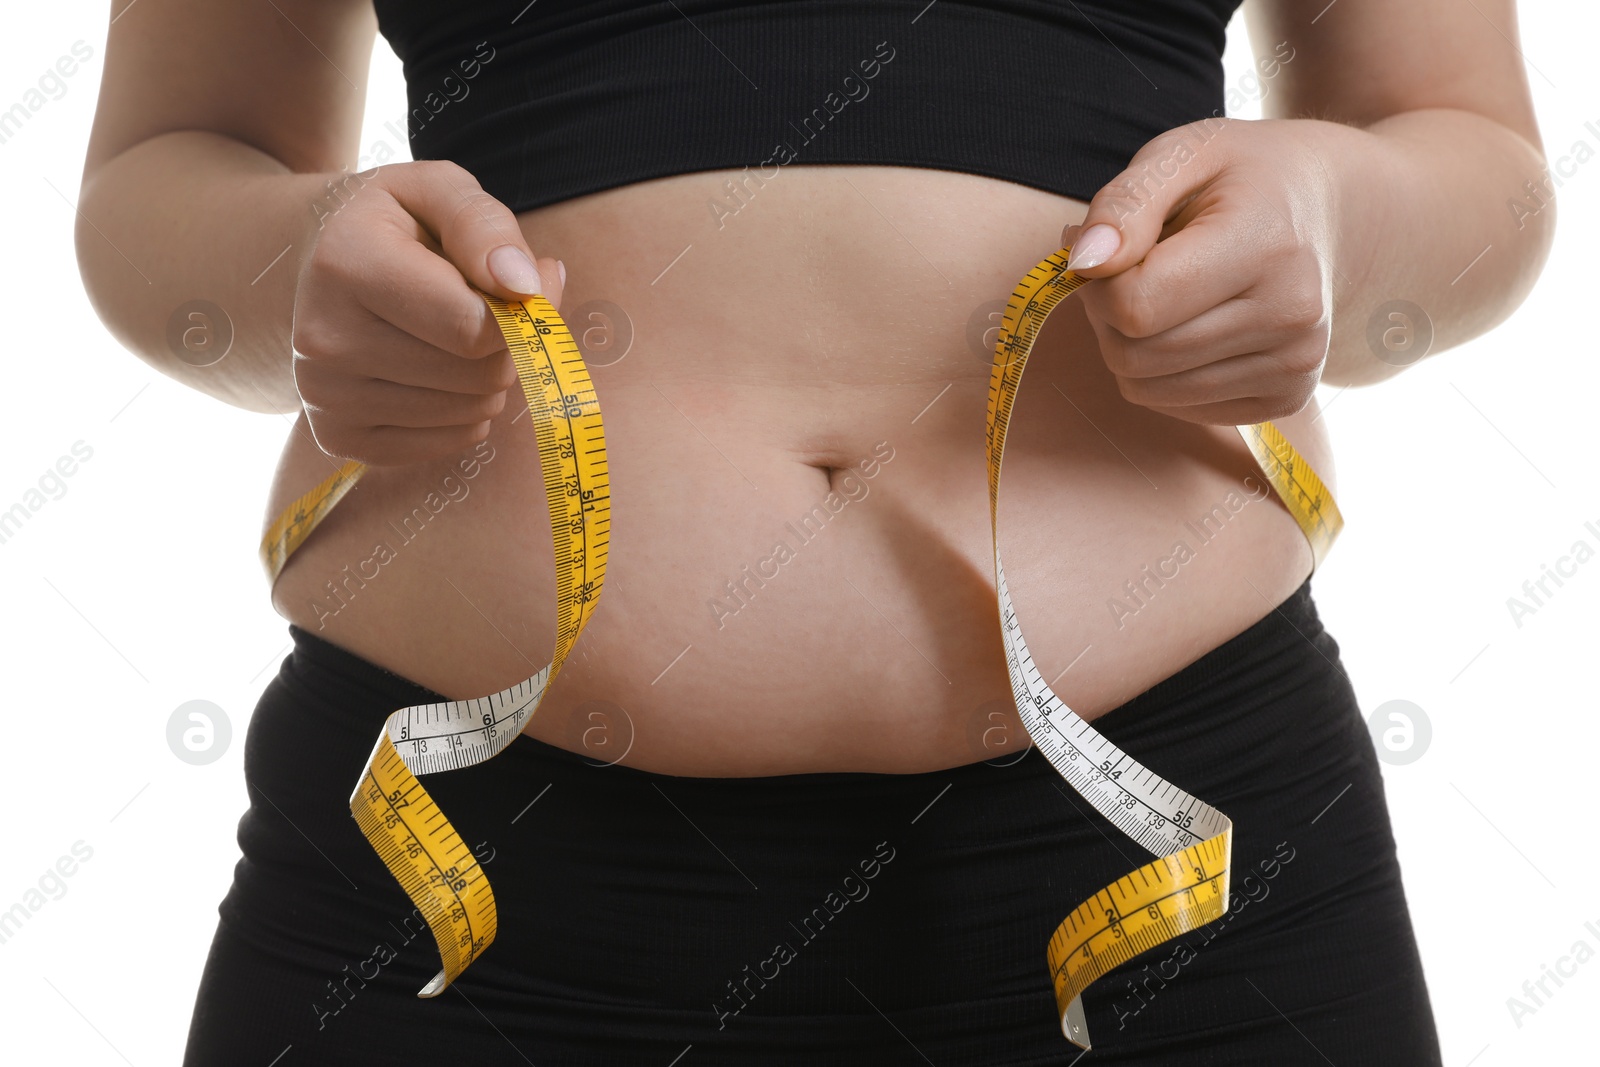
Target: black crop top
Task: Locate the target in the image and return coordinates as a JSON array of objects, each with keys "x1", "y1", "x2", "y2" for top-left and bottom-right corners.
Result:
[{"x1": 370, "y1": 0, "x2": 1245, "y2": 214}]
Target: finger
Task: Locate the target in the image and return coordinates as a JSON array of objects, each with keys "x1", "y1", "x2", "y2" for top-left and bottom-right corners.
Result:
[
  {"x1": 1145, "y1": 394, "x2": 1312, "y2": 427},
  {"x1": 335, "y1": 224, "x2": 516, "y2": 360},
  {"x1": 1064, "y1": 119, "x2": 1237, "y2": 277},
  {"x1": 310, "y1": 378, "x2": 510, "y2": 430},
  {"x1": 317, "y1": 312, "x2": 520, "y2": 395},
  {"x1": 327, "y1": 423, "x2": 495, "y2": 469},
  {"x1": 382, "y1": 340, "x2": 520, "y2": 396},
  {"x1": 384, "y1": 160, "x2": 552, "y2": 301},
  {"x1": 1077, "y1": 204, "x2": 1257, "y2": 341},
  {"x1": 1114, "y1": 349, "x2": 1319, "y2": 412},
  {"x1": 409, "y1": 219, "x2": 569, "y2": 315},
  {"x1": 1095, "y1": 293, "x2": 1297, "y2": 379},
  {"x1": 353, "y1": 228, "x2": 567, "y2": 362}
]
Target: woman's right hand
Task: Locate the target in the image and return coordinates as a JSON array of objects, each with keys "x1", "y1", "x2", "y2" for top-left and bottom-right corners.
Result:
[{"x1": 290, "y1": 160, "x2": 565, "y2": 466}]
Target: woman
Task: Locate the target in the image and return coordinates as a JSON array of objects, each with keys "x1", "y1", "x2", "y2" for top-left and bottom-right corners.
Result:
[{"x1": 77, "y1": 0, "x2": 1550, "y2": 1062}]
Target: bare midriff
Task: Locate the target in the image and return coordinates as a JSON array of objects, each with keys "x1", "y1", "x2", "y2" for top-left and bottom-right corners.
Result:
[{"x1": 265, "y1": 164, "x2": 1331, "y2": 776}]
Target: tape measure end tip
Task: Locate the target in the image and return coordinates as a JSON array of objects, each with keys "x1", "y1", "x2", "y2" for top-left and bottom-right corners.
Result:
[
  {"x1": 1062, "y1": 995, "x2": 1091, "y2": 1051},
  {"x1": 418, "y1": 970, "x2": 449, "y2": 999}
]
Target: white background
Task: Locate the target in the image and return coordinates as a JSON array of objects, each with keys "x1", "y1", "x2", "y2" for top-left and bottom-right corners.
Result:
[{"x1": 1, "y1": 3, "x2": 1595, "y2": 1064}]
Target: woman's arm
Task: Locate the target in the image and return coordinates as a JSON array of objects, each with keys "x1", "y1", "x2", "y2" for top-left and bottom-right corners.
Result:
[
  {"x1": 1245, "y1": 0, "x2": 1554, "y2": 387},
  {"x1": 1056, "y1": 0, "x2": 1553, "y2": 423},
  {"x1": 78, "y1": 0, "x2": 560, "y2": 462},
  {"x1": 76, "y1": 0, "x2": 379, "y2": 413}
]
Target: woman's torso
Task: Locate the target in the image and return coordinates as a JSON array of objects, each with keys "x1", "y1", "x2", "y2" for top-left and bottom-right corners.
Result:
[{"x1": 266, "y1": 164, "x2": 1331, "y2": 775}]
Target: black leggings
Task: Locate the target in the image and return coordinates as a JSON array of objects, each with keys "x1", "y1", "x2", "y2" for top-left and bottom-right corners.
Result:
[{"x1": 183, "y1": 577, "x2": 1442, "y2": 1066}]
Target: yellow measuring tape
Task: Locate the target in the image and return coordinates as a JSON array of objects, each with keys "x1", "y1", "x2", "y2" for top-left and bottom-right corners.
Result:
[
  {"x1": 262, "y1": 246, "x2": 1340, "y2": 1047},
  {"x1": 264, "y1": 294, "x2": 608, "y2": 997},
  {"x1": 984, "y1": 250, "x2": 1340, "y2": 1047}
]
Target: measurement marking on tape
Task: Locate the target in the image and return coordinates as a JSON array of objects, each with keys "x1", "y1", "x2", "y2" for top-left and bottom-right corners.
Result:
[
  {"x1": 1047, "y1": 780, "x2": 1139, "y2": 868},
  {"x1": 1050, "y1": 868, "x2": 1229, "y2": 970}
]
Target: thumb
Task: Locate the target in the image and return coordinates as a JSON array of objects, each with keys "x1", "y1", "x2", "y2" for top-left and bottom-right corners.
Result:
[{"x1": 1061, "y1": 123, "x2": 1229, "y2": 276}]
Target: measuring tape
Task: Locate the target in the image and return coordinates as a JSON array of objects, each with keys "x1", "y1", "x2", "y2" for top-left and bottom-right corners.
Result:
[
  {"x1": 262, "y1": 246, "x2": 1340, "y2": 1045},
  {"x1": 263, "y1": 294, "x2": 608, "y2": 997},
  {"x1": 984, "y1": 249, "x2": 1341, "y2": 1048}
]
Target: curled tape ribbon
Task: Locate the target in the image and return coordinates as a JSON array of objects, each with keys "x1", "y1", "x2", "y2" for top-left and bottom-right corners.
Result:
[
  {"x1": 263, "y1": 293, "x2": 607, "y2": 997},
  {"x1": 984, "y1": 249, "x2": 1341, "y2": 1048}
]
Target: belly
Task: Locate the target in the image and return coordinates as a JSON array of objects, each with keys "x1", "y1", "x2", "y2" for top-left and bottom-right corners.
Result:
[{"x1": 266, "y1": 164, "x2": 1332, "y2": 775}]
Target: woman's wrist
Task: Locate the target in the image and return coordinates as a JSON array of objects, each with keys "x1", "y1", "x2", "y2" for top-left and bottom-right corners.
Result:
[{"x1": 1294, "y1": 109, "x2": 1555, "y2": 386}]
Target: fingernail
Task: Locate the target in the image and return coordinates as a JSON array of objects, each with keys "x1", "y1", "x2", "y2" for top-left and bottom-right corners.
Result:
[
  {"x1": 1066, "y1": 224, "x2": 1120, "y2": 271},
  {"x1": 488, "y1": 245, "x2": 541, "y2": 294},
  {"x1": 557, "y1": 259, "x2": 566, "y2": 288}
]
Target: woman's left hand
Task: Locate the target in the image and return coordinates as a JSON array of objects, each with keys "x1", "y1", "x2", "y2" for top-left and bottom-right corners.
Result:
[{"x1": 1061, "y1": 117, "x2": 1339, "y2": 426}]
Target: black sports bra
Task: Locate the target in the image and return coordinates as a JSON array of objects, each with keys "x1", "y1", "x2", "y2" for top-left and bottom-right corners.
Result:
[{"x1": 370, "y1": 0, "x2": 1245, "y2": 214}]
